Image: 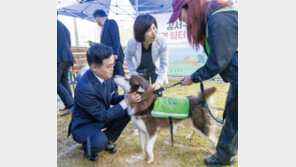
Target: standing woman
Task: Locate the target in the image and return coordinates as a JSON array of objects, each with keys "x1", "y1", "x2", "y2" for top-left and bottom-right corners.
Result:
[
  {"x1": 169, "y1": 0, "x2": 238, "y2": 166},
  {"x1": 125, "y1": 14, "x2": 169, "y2": 91}
]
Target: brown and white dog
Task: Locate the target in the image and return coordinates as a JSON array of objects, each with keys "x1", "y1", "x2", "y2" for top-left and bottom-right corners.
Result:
[{"x1": 114, "y1": 75, "x2": 217, "y2": 163}]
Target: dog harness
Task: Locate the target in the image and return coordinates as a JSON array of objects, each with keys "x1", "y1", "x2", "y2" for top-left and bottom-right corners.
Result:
[
  {"x1": 151, "y1": 97, "x2": 189, "y2": 119},
  {"x1": 151, "y1": 96, "x2": 189, "y2": 147}
]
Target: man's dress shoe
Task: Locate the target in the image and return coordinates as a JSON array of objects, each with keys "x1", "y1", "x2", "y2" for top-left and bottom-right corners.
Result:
[{"x1": 104, "y1": 143, "x2": 117, "y2": 154}]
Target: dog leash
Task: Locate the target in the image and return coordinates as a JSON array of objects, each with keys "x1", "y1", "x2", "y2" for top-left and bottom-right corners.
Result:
[
  {"x1": 199, "y1": 77, "x2": 224, "y2": 124},
  {"x1": 154, "y1": 80, "x2": 223, "y2": 124},
  {"x1": 153, "y1": 82, "x2": 181, "y2": 95}
]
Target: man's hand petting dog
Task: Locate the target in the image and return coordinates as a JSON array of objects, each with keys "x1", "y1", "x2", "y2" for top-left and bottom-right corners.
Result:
[
  {"x1": 180, "y1": 75, "x2": 193, "y2": 86},
  {"x1": 151, "y1": 82, "x2": 161, "y2": 90},
  {"x1": 124, "y1": 92, "x2": 141, "y2": 105}
]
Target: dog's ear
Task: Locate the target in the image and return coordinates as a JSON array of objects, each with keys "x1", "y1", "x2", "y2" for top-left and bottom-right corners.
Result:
[
  {"x1": 130, "y1": 76, "x2": 140, "y2": 92},
  {"x1": 130, "y1": 75, "x2": 147, "y2": 93},
  {"x1": 138, "y1": 86, "x2": 145, "y2": 93}
]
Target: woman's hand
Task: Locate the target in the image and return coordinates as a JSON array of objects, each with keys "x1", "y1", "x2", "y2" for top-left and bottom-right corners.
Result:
[
  {"x1": 152, "y1": 82, "x2": 161, "y2": 90},
  {"x1": 180, "y1": 76, "x2": 193, "y2": 86}
]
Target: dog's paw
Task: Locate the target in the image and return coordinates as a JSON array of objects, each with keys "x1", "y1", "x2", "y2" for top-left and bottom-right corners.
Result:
[
  {"x1": 147, "y1": 153, "x2": 154, "y2": 164},
  {"x1": 126, "y1": 153, "x2": 146, "y2": 164},
  {"x1": 147, "y1": 158, "x2": 154, "y2": 164},
  {"x1": 139, "y1": 152, "x2": 146, "y2": 160}
]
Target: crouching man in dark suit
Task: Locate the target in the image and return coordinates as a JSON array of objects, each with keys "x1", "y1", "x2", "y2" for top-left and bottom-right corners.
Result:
[{"x1": 68, "y1": 43, "x2": 141, "y2": 162}]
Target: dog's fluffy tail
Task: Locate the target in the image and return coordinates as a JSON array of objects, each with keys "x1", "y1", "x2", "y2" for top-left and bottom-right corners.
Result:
[{"x1": 198, "y1": 86, "x2": 216, "y2": 105}]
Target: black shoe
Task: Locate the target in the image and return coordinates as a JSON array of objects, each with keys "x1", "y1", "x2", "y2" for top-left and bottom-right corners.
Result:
[
  {"x1": 60, "y1": 106, "x2": 74, "y2": 117},
  {"x1": 104, "y1": 143, "x2": 117, "y2": 154},
  {"x1": 84, "y1": 151, "x2": 99, "y2": 162},
  {"x1": 204, "y1": 154, "x2": 236, "y2": 167}
]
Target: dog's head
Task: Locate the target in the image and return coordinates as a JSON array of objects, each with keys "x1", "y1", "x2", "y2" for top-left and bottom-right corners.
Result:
[{"x1": 114, "y1": 75, "x2": 152, "y2": 94}]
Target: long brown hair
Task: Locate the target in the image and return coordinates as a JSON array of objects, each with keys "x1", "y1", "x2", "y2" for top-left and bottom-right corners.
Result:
[{"x1": 185, "y1": 0, "x2": 232, "y2": 48}]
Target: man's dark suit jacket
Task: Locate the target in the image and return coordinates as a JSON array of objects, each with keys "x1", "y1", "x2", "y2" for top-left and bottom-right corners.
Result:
[
  {"x1": 57, "y1": 20, "x2": 75, "y2": 64},
  {"x1": 68, "y1": 69, "x2": 126, "y2": 143},
  {"x1": 101, "y1": 19, "x2": 125, "y2": 76}
]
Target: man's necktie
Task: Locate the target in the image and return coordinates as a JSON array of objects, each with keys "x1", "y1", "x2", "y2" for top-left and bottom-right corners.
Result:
[{"x1": 102, "y1": 81, "x2": 106, "y2": 95}]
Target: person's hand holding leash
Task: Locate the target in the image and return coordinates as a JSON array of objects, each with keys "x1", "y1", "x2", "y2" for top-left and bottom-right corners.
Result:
[
  {"x1": 124, "y1": 92, "x2": 141, "y2": 104},
  {"x1": 152, "y1": 82, "x2": 161, "y2": 90},
  {"x1": 180, "y1": 75, "x2": 193, "y2": 86}
]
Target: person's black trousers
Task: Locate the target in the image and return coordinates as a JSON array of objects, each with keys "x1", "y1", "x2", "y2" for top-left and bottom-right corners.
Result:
[
  {"x1": 83, "y1": 113, "x2": 131, "y2": 155},
  {"x1": 113, "y1": 60, "x2": 125, "y2": 93},
  {"x1": 215, "y1": 82, "x2": 238, "y2": 161},
  {"x1": 113, "y1": 60, "x2": 125, "y2": 77},
  {"x1": 57, "y1": 62, "x2": 74, "y2": 108},
  {"x1": 136, "y1": 69, "x2": 163, "y2": 97}
]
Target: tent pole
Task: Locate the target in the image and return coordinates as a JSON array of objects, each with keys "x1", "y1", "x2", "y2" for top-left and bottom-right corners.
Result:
[
  {"x1": 135, "y1": 0, "x2": 138, "y2": 17},
  {"x1": 73, "y1": 17, "x2": 79, "y2": 46}
]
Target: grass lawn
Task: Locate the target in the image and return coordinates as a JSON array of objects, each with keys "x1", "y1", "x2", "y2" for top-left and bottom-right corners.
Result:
[{"x1": 57, "y1": 77, "x2": 238, "y2": 167}]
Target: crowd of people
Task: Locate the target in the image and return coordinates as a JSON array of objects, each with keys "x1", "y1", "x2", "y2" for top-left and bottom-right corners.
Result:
[{"x1": 57, "y1": 0, "x2": 238, "y2": 166}]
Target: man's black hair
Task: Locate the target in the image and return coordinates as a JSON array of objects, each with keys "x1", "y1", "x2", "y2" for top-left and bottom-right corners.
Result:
[
  {"x1": 133, "y1": 14, "x2": 158, "y2": 42},
  {"x1": 86, "y1": 43, "x2": 112, "y2": 66},
  {"x1": 93, "y1": 9, "x2": 107, "y2": 18}
]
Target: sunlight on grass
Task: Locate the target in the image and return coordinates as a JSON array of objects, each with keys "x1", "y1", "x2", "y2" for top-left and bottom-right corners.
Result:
[{"x1": 57, "y1": 77, "x2": 237, "y2": 167}]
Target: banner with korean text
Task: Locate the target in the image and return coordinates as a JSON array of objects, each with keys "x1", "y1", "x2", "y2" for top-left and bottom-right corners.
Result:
[{"x1": 152, "y1": 13, "x2": 208, "y2": 76}]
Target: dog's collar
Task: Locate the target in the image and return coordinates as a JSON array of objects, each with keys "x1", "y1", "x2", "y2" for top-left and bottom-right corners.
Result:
[
  {"x1": 133, "y1": 111, "x2": 150, "y2": 117},
  {"x1": 133, "y1": 115, "x2": 148, "y2": 119}
]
